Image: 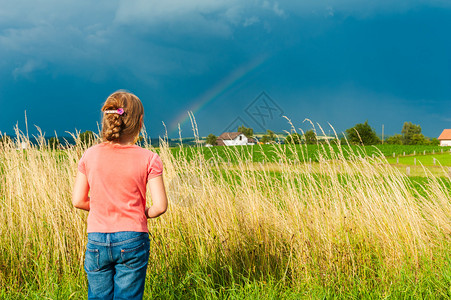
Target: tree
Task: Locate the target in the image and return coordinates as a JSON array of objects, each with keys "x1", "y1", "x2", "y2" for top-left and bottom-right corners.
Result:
[
  {"x1": 345, "y1": 121, "x2": 381, "y2": 145},
  {"x1": 261, "y1": 130, "x2": 276, "y2": 144},
  {"x1": 386, "y1": 134, "x2": 403, "y2": 145},
  {"x1": 79, "y1": 130, "x2": 95, "y2": 147},
  {"x1": 303, "y1": 130, "x2": 317, "y2": 144},
  {"x1": 401, "y1": 122, "x2": 422, "y2": 145},
  {"x1": 48, "y1": 137, "x2": 60, "y2": 150},
  {"x1": 237, "y1": 125, "x2": 253, "y2": 138},
  {"x1": 429, "y1": 138, "x2": 440, "y2": 146},
  {"x1": 205, "y1": 134, "x2": 217, "y2": 146},
  {"x1": 285, "y1": 133, "x2": 302, "y2": 144},
  {"x1": 410, "y1": 133, "x2": 428, "y2": 145}
]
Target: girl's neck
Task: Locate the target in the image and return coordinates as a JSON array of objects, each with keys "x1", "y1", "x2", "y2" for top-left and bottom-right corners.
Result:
[
  {"x1": 106, "y1": 137, "x2": 136, "y2": 146},
  {"x1": 107, "y1": 141, "x2": 135, "y2": 146}
]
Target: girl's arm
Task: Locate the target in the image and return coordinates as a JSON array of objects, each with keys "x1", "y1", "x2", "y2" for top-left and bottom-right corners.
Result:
[
  {"x1": 145, "y1": 175, "x2": 167, "y2": 218},
  {"x1": 72, "y1": 171, "x2": 90, "y2": 211}
]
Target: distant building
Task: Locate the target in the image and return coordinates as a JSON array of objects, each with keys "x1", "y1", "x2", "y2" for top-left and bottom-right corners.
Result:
[
  {"x1": 15, "y1": 142, "x2": 28, "y2": 150},
  {"x1": 248, "y1": 137, "x2": 257, "y2": 144},
  {"x1": 217, "y1": 132, "x2": 255, "y2": 146},
  {"x1": 438, "y1": 129, "x2": 451, "y2": 146}
]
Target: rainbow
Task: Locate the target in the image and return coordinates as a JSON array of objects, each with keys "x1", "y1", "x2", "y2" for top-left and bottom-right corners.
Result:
[{"x1": 168, "y1": 54, "x2": 269, "y2": 136}]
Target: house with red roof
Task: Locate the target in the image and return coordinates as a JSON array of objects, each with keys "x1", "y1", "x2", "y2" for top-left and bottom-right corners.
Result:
[{"x1": 438, "y1": 129, "x2": 451, "y2": 146}]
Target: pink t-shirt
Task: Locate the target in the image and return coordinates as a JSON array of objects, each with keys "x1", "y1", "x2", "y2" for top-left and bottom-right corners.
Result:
[{"x1": 78, "y1": 143, "x2": 163, "y2": 233}]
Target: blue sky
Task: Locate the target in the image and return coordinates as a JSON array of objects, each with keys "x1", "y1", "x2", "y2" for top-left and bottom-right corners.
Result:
[{"x1": 1, "y1": 0, "x2": 450, "y2": 138}]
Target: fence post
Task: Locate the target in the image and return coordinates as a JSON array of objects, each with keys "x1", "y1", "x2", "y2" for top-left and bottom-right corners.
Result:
[
  {"x1": 403, "y1": 152, "x2": 405, "y2": 156},
  {"x1": 406, "y1": 167, "x2": 410, "y2": 176},
  {"x1": 424, "y1": 150, "x2": 426, "y2": 155},
  {"x1": 414, "y1": 158, "x2": 416, "y2": 166},
  {"x1": 413, "y1": 150, "x2": 416, "y2": 155},
  {"x1": 397, "y1": 157, "x2": 399, "y2": 164},
  {"x1": 433, "y1": 150, "x2": 435, "y2": 154},
  {"x1": 433, "y1": 158, "x2": 436, "y2": 165},
  {"x1": 393, "y1": 152, "x2": 395, "y2": 158}
]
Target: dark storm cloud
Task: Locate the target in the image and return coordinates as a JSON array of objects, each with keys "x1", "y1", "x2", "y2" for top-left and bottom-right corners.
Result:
[{"x1": 0, "y1": 0, "x2": 450, "y2": 137}]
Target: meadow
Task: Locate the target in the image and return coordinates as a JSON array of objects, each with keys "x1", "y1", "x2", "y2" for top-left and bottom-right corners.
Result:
[
  {"x1": 170, "y1": 142, "x2": 450, "y2": 164},
  {"x1": 1, "y1": 131, "x2": 450, "y2": 299}
]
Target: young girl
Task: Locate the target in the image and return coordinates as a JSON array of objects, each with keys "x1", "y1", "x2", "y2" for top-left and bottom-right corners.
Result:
[{"x1": 72, "y1": 91, "x2": 167, "y2": 300}]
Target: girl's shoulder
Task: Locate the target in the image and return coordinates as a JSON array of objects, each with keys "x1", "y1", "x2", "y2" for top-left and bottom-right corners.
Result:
[
  {"x1": 81, "y1": 142, "x2": 106, "y2": 156},
  {"x1": 139, "y1": 147, "x2": 161, "y2": 162}
]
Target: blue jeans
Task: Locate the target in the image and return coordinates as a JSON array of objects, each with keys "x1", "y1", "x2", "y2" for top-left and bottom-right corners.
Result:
[{"x1": 84, "y1": 231, "x2": 150, "y2": 300}]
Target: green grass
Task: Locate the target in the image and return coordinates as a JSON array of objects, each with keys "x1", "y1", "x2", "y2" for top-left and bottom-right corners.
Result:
[
  {"x1": 3, "y1": 241, "x2": 449, "y2": 299},
  {"x1": 143, "y1": 259, "x2": 451, "y2": 299}
]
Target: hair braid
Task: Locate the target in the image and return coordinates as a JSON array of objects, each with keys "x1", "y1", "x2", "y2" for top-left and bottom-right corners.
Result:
[{"x1": 103, "y1": 113, "x2": 124, "y2": 141}]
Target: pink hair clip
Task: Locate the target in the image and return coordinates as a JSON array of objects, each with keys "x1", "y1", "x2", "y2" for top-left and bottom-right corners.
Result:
[{"x1": 104, "y1": 108, "x2": 125, "y2": 115}]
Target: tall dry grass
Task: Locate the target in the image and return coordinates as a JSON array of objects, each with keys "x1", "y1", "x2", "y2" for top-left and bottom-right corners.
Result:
[{"x1": 0, "y1": 126, "x2": 450, "y2": 297}]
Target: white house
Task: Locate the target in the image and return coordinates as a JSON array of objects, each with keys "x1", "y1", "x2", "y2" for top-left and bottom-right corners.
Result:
[
  {"x1": 438, "y1": 129, "x2": 451, "y2": 146},
  {"x1": 217, "y1": 132, "x2": 255, "y2": 146}
]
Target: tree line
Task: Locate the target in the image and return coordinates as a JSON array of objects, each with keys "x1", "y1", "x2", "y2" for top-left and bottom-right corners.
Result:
[
  {"x1": 205, "y1": 121, "x2": 440, "y2": 146},
  {"x1": 344, "y1": 121, "x2": 439, "y2": 146},
  {"x1": 1, "y1": 122, "x2": 439, "y2": 149}
]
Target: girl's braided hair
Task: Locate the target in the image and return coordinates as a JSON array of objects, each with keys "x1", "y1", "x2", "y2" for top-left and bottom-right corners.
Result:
[{"x1": 101, "y1": 91, "x2": 144, "y2": 142}]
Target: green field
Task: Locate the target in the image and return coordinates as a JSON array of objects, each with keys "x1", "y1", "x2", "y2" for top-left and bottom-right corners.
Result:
[
  {"x1": 168, "y1": 143, "x2": 451, "y2": 164},
  {"x1": 386, "y1": 152, "x2": 451, "y2": 166}
]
